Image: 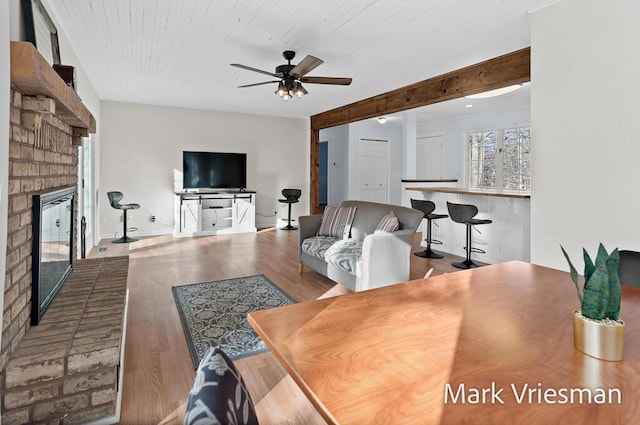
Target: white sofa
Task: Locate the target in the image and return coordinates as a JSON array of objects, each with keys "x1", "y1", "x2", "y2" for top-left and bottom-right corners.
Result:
[{"x1": 298, "y1": 200, "x2": 423, "y2": 292}]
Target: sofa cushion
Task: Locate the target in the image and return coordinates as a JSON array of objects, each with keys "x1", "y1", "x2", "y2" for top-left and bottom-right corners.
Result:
[
  {"x1": 337, "y1": 200, "x2": 423, "y2": 240},
  {"x1": 338, "y1": 201, "x2": 397, "y2": 239},
  {"x1": 301, "y1": 236, "x2": 340, "y2": 261},
  {"x1": 317, "y1": 206, "x2": 357, "y2": 239},
  {"x1": 325, "y1": 238, "x2": 363, "y2": 277},
  {"x1": 374, "y1": 211, "x2": 399, "y2": 233}
]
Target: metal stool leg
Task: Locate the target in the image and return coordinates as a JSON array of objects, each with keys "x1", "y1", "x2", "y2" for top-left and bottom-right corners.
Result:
[
  {"x1": 281, "y1": 202, "x2": 297, "y2": 230},
  {"x1": 452, "y1": 223, "x2": 480, "y2": 269},
  {"x1": 112, "y1": 209, "x2": 138, "y2": 243},
  {"x1": 414, "y1": 218, "x2": 444, "y2": 259}
]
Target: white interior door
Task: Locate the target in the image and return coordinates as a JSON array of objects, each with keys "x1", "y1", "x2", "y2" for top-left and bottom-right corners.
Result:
[
  {"x1": 416, "y1": 135, "x2": 443, "y2": 179},
  {"x1": 358, "y1": 139, "x2": 388, "y2": 202}
]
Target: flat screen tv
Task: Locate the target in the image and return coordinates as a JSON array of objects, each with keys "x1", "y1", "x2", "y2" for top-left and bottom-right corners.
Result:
[{"x1": 183, "y1": 151, "x2": 247, "y2": 190}]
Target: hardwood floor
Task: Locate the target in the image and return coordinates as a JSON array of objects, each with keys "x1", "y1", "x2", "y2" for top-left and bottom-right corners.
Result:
[{"x1": 89, "y1": 228, "x2": 470, "y2": 425}]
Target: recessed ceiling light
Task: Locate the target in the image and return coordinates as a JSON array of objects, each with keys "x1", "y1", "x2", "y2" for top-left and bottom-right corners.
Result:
[
  {"x1": 465, "y1": 84, "x2": 523, "y2": 99},
  {"x1": 377, "y1": 116, "x2": 388, "y2": 124},
  {"x1": 465, "y1": 104, "x2": 474, "y2": 108}
]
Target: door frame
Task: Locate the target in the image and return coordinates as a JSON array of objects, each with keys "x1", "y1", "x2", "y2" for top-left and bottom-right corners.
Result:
[
  {"x1": 319, "y1": 140, "x2": 329, "y2": 209},
  {"x1": 77, "y1": 135, "x2": 96, "y2": 257}
]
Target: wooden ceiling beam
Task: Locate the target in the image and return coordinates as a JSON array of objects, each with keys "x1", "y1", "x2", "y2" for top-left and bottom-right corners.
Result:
[{"x1": 310, "y1": 47, "x2": 530, "y2": 130}]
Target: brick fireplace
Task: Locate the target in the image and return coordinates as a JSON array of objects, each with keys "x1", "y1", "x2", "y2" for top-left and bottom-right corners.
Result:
[
  {"x1": 2, "y1": 43, "x2": 127, "y2": 424},
  {"x1": 2, "y1": 86, "x2": 80, "y2": 370}
]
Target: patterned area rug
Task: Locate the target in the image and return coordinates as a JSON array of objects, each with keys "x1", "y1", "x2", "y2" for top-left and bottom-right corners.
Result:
[{"x1": 172, "y1": 274, "x2": 295, "y2": 367}]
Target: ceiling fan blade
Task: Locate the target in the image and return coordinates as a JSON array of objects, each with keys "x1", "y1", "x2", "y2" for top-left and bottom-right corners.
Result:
[
  {"x1": 300, "y1": 76, "x2": 353, "y2": 85},
  {"x1": 231, "y1": 63, "x2": 278, "y2": 78},
  {"x1": 290, "y1": 55, "x2": 324, "y2": 78},
  {"x1": 238, "y1": 80, "x2": 280, "y2": 88}
]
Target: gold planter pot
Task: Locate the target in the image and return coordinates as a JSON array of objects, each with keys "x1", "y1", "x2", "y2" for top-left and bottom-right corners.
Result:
[{"x1": 573, "y1": 310, "x2": 625, "y2": 361}]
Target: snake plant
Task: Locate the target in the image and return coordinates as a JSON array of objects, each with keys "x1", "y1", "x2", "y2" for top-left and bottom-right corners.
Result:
[{"x1": 560, "y1": 243, "x2": 621, "y2": 321}]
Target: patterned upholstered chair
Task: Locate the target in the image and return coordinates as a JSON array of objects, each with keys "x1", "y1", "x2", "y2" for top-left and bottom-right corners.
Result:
[{"x1": 184, "y1": 347, "x2": 259, "y2": 425}]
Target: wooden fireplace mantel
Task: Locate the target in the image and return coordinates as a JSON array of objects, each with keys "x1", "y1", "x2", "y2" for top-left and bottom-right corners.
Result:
[{"x1": 10, "y1": 41, "x2": 96, "y2": 133}]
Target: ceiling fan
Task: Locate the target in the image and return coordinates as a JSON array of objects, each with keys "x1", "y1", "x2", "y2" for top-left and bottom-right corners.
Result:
[{"x1": 231, "y1": 51, "x2": 352, "y2": 100}]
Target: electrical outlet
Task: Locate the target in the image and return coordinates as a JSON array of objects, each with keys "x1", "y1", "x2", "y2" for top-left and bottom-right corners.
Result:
[{"x1": 150, "y1": 215, "x2": 156, "y2": 222}]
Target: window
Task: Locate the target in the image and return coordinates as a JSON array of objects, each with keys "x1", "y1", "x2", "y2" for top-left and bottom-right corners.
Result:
[{"x1": 467, "y1": 126, "x2": 530, "y2": 192}]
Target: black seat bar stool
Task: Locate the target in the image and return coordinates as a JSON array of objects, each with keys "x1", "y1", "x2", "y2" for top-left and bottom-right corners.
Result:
[
  {"x1": 278, "y1": 189, "x2": 301, "y2": 230},
  {"x1": 107, "y1": 191, "x2": 140, "y2": 243},
  {"x1": 410, "y1": 199, "x2": 448, "y2": 259},
  {"x1": 446, "y1": 201, "x2": 492, "y2": 269}
]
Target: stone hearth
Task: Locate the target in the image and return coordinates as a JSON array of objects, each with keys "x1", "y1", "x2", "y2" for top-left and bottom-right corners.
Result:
[{"x1": 2, "y1": 256, "x2": 128, "y2": 425}]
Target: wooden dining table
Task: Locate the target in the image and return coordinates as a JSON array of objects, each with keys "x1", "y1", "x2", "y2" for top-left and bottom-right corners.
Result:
[{"x1": 248, "y1": 261, "x2": 640, "y2": 425}]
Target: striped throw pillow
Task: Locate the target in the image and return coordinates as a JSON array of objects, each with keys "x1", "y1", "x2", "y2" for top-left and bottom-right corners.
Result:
[
  {"x1": 374, "y1": 211, "x2": 399, "y2": 233},
  {"x1": 317, "y1": 206, "x2": 357, "y2": 239}
]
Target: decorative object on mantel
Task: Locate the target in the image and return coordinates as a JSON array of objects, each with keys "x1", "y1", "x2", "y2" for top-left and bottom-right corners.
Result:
[
  {"x1": 561, "y1": 243, "x2": 625, "y2": 361},
  {"x1": 53, "y1": 64, "x2": 76, "y2": 91},
  {"x1": 172, "y1": 274, "x2": 296, "y2": 367},
  {"x1": 21, "y1": 0, "x2": 61, "y2": 65}
]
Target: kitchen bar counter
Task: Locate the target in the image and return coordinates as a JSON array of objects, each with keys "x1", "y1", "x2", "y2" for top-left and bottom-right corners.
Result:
[
  {"x1": 405, "y1": 185, "x2": 530, "y2": 264},
  {"x1": 406, "y1": 186, "x2": 530, "y2": 199}
]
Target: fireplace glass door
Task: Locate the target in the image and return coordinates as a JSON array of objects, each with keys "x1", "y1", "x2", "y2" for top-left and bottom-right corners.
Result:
[{"x1": 32, "y1": 186, "x2": 75, "y2": 324}]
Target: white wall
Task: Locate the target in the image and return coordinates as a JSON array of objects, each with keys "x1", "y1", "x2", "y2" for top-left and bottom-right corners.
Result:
[
  {"x1": 403, "y1": 111, "x2": 417, "y2": 180},
  {"x1": 9, "y1": 0, "x2": 23, "y2": 40},
  {"x1": 1, "y1": 0, "x2": 12, "y2": 374},
  {"x1": 530, "y1": 0, "x2": 640, "y2": 270},
  {"x1": 99, "y1": 101, "x2": 308, "y2": 237},
  {"x1": 417, "y1": 106, "x2": 530, "y2": 182},
  {"x1": 320, "y1": 124, "x2": 349, "y2": 206}
]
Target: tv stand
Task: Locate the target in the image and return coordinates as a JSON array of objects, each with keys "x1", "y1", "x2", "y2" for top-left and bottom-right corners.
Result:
[{"x1": 174, "y1": 190, "x2": 257, "y2": 237}]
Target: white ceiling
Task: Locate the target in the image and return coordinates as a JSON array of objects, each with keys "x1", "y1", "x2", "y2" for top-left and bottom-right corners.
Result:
[
  {"x1": 371, "y1": 83, "x2": 531, "y2": 126},
  {"x1": 45, "y1": 0, "x2": 551, "y2": 120}
]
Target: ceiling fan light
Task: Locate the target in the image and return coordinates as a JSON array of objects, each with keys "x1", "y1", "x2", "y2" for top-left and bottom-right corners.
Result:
[
  {"x1": 275, "y1": 81, "x2": 287, "y2": 97},
  {"x1": 294, "y1": 82, "x2": 308, "y2": 98},
  {"x1": 282, "y1": 92, "x2": 292, "y2": 101}
]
